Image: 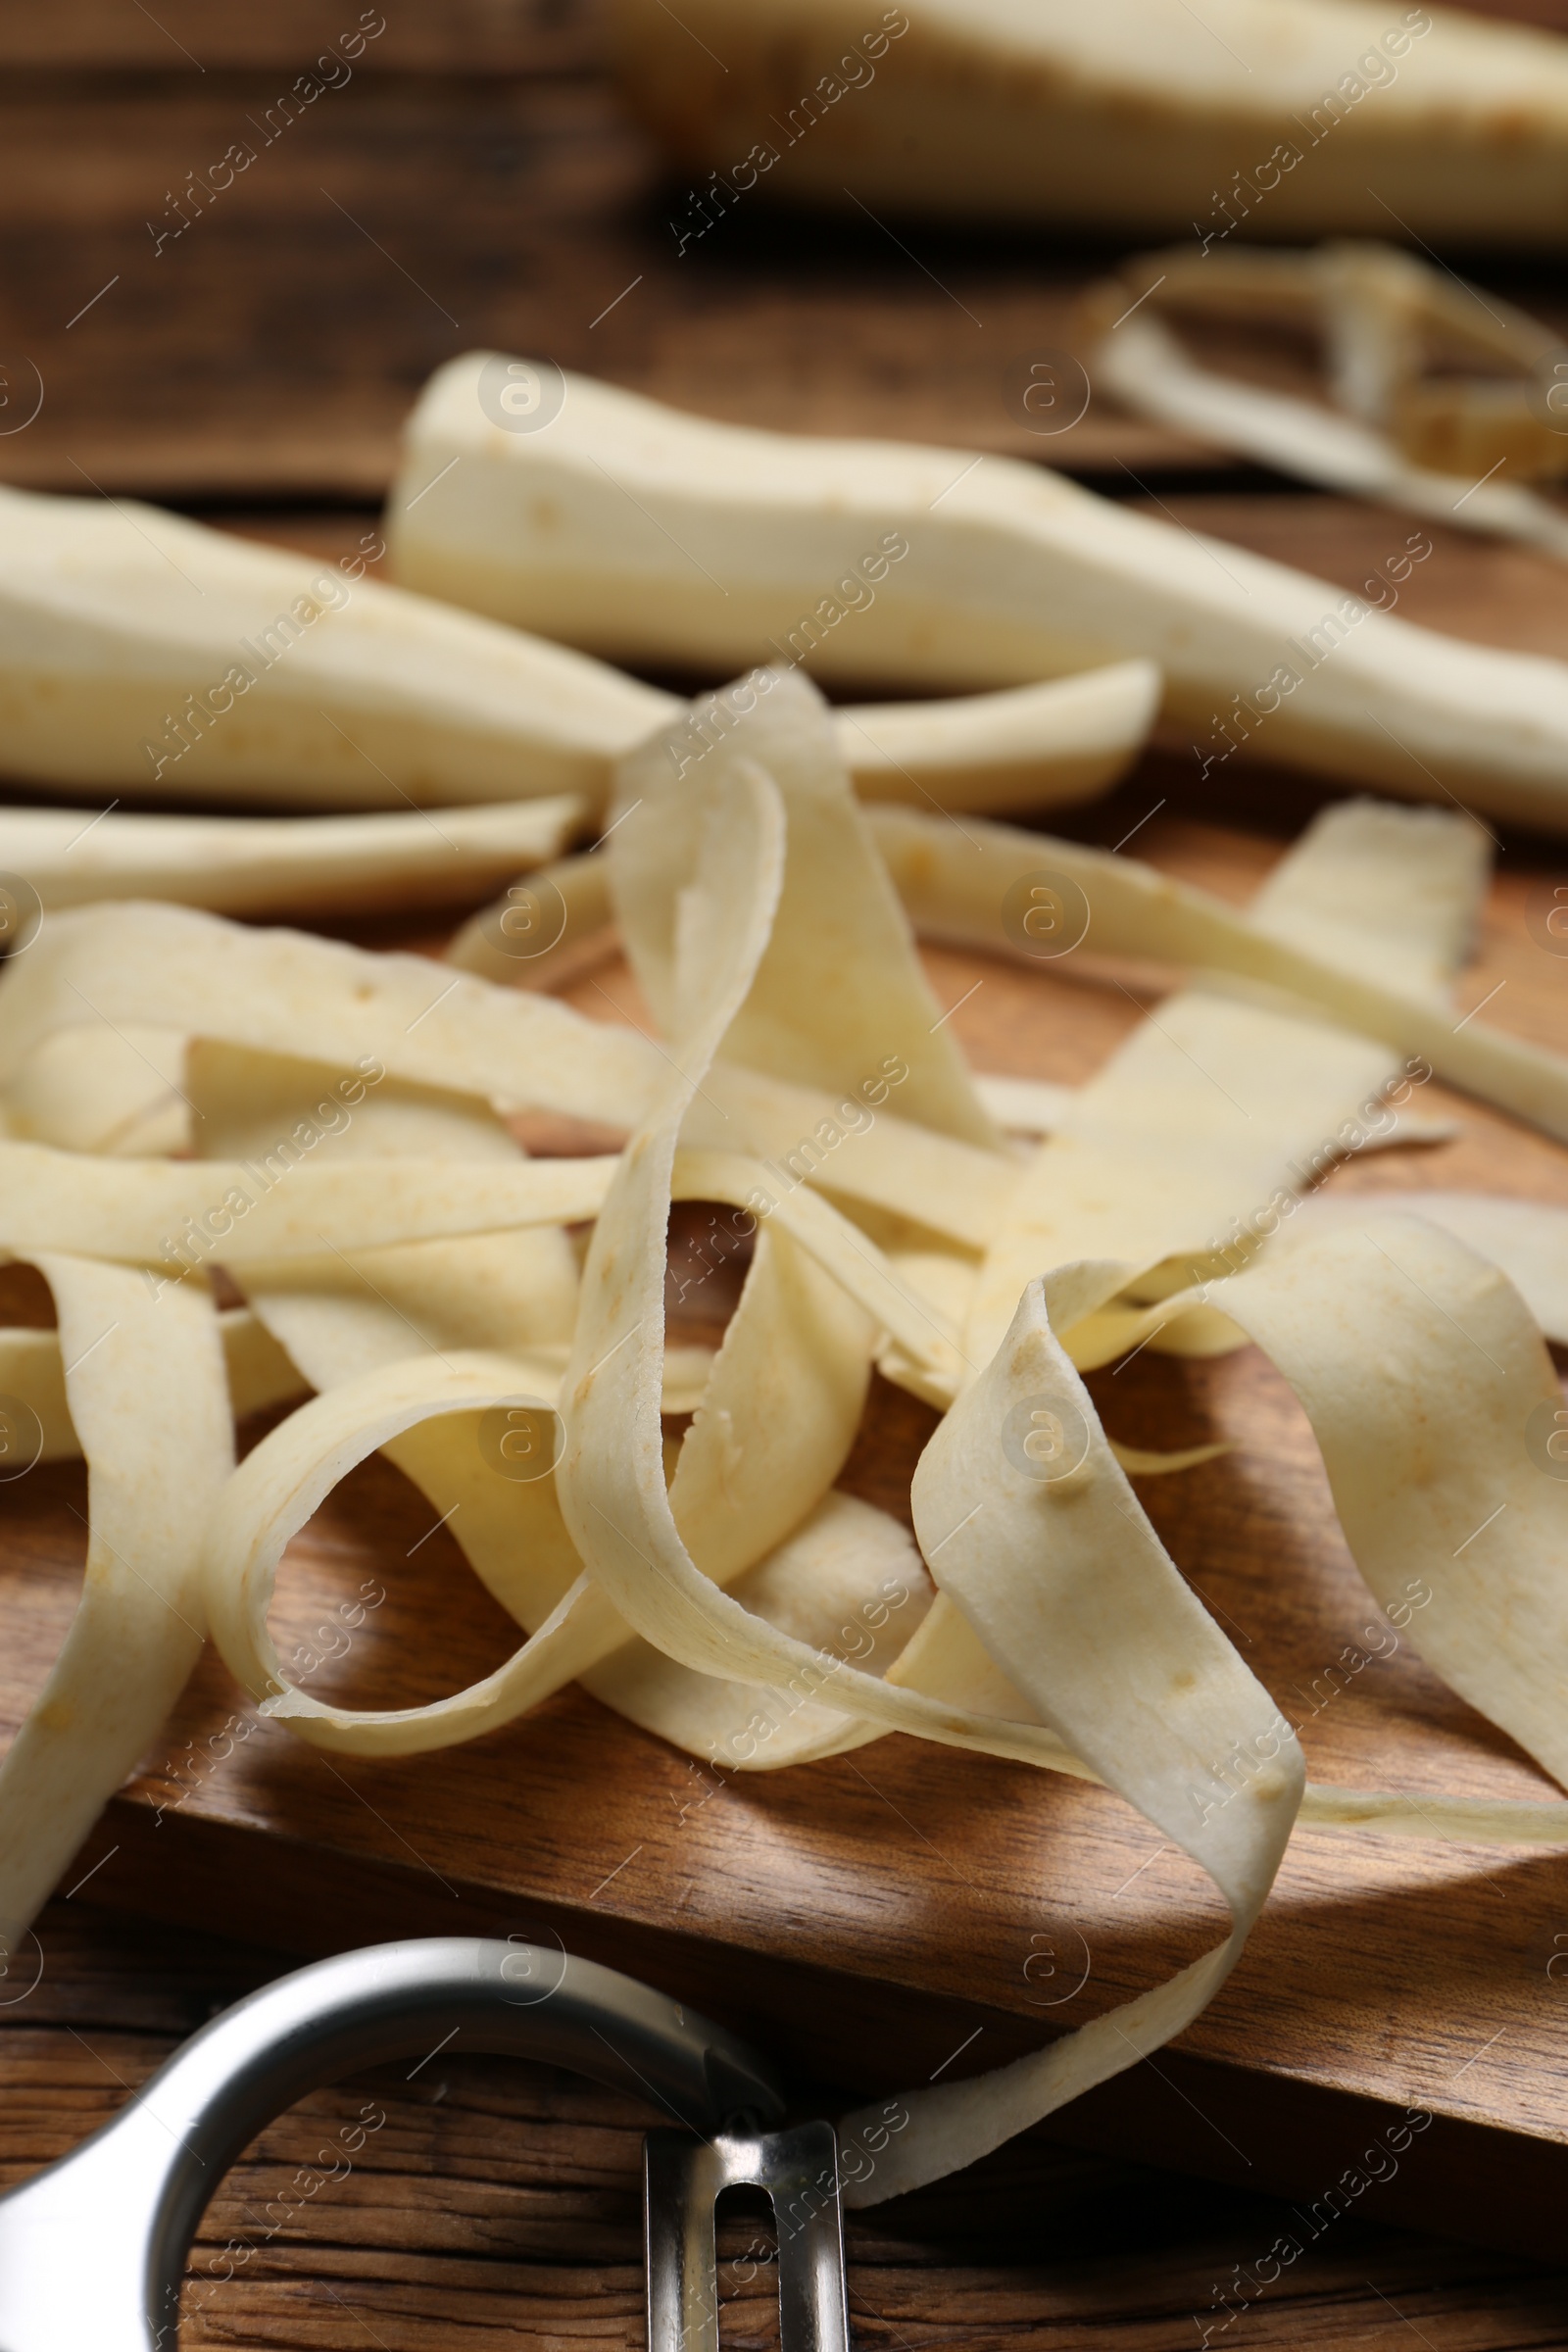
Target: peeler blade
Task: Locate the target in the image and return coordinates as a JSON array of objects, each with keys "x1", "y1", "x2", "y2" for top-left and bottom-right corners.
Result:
[{"x1": 645, "y1": 2121, "x2": 850, "y2": 2352}]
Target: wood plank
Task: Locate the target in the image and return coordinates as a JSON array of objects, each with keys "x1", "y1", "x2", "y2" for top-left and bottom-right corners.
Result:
[
  {"x1": 6, "y1": 1903, "x2": 1566, "y2": 2349},
  {"x1": 0, "y1": 83, "x2": 1213, "y2": 499},
  {"x1": 4, "y1": 0, "x2": 1568, "y2": 497},
  {"x1": 0, "y1": 0, "x2": 607, "y2": 71}
]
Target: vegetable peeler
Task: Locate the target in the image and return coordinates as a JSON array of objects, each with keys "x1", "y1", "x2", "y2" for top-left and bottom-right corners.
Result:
[{"x1": 0, "y1": 1936, "x2": 851, "y2": 2352}]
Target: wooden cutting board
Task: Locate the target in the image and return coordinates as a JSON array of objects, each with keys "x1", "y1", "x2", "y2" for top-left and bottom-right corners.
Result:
[{"x1": 5, "y1": 642, "x2": 1568, "y2": 2256}]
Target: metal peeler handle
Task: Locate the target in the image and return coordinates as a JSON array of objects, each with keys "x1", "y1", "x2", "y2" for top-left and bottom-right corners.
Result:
[{"x1": 0, "y1": 1935, "x2": 785, "y2": 2352}]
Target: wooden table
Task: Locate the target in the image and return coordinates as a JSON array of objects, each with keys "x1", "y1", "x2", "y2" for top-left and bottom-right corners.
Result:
[
  {"x1": 7, "y1": 0, "x2": 1568, "y2": 2338},
  {"x1": 7, "y1": 1898, "x2": 1567, "y2": 2348}
]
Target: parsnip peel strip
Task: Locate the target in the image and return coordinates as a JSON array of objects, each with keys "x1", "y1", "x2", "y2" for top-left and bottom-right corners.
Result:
[
  {"x1": 841, "y1": 1273, "x2": 1302, "y2": 2203},
  {"x1": 1213, "y1": 1214, "x2": 1568, "y2": 1792},
  {"x1": 1082, "y1": 244, "x2": 1568, "y2": 558},
  {"x1": 956, "y1": 796, "x2": 1483, "y2": 1367},
  {"x1": 0, "y1": 1142, "x2": 617, "y2": 1266},
  {"x1": 611, "y1": 670, "x2": 1000, "y2": 1148},
  {"x1": 0, "y1": 1306, "x2": 301, "y2": 1461},
  {"x1": 204, "y1": 1350, "x2": 632, "y2": 1754},
  {"x1": 1296, "y1": 1189, "x2": 1568, "y2": 1348},
  {"x1": 0, "y1": 797, "x2": 584, "y2": 916},
  {"x1": 869, "y1": 803, "x2": 1568, "y2": 1147},
  {"x1": 0, "y1": 1255, "x2": 232, "y2": 1952}
]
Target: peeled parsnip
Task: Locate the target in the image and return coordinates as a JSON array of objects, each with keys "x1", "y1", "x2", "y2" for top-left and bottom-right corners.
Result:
[
  {"x1": 610, "y1": 0, "x2": 1568, "y2": 248},
  {"x1": 0, "y1": 488, "x2": 656, "y2": 809},
  {"x1": 0, "y1": 484, "x2": 1155, "y2": 819},
  {"x1": 389, "y1": 357, "x2": 1568, "y2": 830}
]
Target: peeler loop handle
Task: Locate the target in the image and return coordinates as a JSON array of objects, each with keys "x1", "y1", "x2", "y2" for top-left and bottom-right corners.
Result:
[{"x1": 0, "y1": 1935, "x2": 784, "y2": 2352}]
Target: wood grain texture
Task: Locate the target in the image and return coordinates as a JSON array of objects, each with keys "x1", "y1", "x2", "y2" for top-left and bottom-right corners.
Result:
[
  {"x1": 4, "y1": 0, "x2": 1568, "y2": 499},
  {"x1": 2, "y1": 1901, "x2": 1565, "y2": 2348},
  {"x1": 0, "y1": 0, "x2": 607, "y2": 71},
  {"x1": 0, "y1": 74, "x2": 1192, "y2": 501}
]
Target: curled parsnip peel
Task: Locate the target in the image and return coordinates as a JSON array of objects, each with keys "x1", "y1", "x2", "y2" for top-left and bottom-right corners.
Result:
[
  {"x1": 838, "y1": 1274, "x2": 1303, "y2": 2206},
  {"x1": 548, "y1": 739, "x2": 1055, "y2": 1729},
  {"x1": 610, "y1": 0, "x2": 1568, "y2": 249},
  {"x1": 612, "y1": 669, "x2": 1000, "y2": 1148},
  {"x1": 0, "y1": 797, "x2": 582, "y2": 917},
  {"x1": 0, "y1": 1256, "x2": 232, "y2": 1953},
  {"x1": 193, "y1": 1045, "x2": 603, "y2": 1748},
  {"x1": 187, "y1": 1038, "x2": 899, "y2": 1763},
  {"x1": 867, "y1": 803, "x2": 1568, "y2": 1147},
  {"x1": 204, "y1": 1350, "x2": 633, "y2": 1753},
  {"x1": 552, "y1": 766, "x2": 1075, "y2": 1784},
  {"x1": 1083, "y1": 246, "x2": 1568, "y2": 565},
  {"x1": 888, "y1": 1226, "x2": 1568, "y2": 1859},
  {"x1": 1298, "y1": 1190, "x2": 1568, "y2": 1346},
  {"x1": 964, "y1": 794, "x2": 1482, "y2": 1367},
  {"x1": 202, "y1": 1206, "x2": 881, "y2": 1757},
  {"x1": 0, "y1": 483, "x2": 1155, "y2": 820},
  {"x1": 1213, "y1": 1214, "x2": 1568, "y2": 1790},
  {"x1": 391, "y1": 356, "x2": 1568, "y2": 827}
]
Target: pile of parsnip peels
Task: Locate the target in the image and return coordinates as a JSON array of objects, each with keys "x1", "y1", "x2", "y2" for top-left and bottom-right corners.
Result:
[{"x1": 5, "y1": 621, "x2": 1568, "y2": 2194}]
